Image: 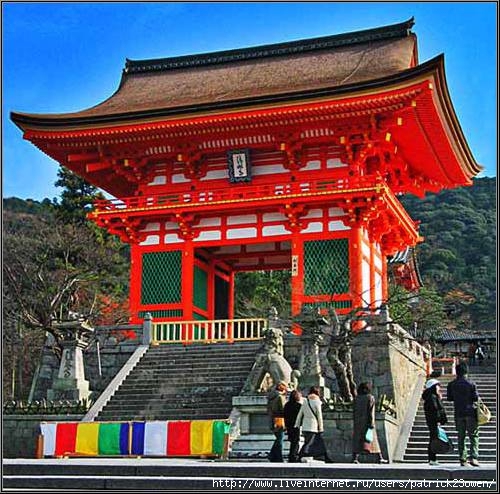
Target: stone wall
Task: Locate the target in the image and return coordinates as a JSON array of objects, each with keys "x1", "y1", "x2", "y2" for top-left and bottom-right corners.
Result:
[
  {"x1": 323, "y1": 411, "x2": 399, "y2": 462},
  {"x1": 3, "y1": 414, "x2": 83, "y2": 458},
  {"x1": 30, "y1": 325, "x2": 143, "y2": 401},
  {"x1": 351, "y1": 324, "x2": 428, "y2": 425}
]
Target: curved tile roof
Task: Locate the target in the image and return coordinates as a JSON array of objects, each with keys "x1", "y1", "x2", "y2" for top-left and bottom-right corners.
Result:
[{"x1": 12, "y1": 19, "x2": 417, "y2": 125}]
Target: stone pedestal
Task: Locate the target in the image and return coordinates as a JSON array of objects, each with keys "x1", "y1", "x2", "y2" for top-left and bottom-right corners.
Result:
[
  {"x1": 47, "y1": 321, "x2": 93, "y2": 402},
  {"x1": 298, "y1": 332, "x2": 330, "y2": 401},
  {"x1": 230, "y1": 395, "x2": 293, "y2": 459}
]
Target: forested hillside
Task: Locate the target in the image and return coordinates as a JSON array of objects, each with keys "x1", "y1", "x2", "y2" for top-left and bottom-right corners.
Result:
[{"x1": 401, "y1": 177, "x2": 496, "y2": 330}]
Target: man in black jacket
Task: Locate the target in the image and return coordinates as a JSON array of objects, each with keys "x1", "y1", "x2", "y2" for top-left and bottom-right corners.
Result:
[
  {"x1": 284, "y1": 389, "x2": 302, "y2": 462},
  {"x1": 447, "y1": 362, "x2": 479, "y2": 466}
]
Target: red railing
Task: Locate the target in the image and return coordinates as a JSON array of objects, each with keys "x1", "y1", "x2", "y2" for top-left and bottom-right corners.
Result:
[{"x1": 92, "y1": 176, "x2": 384, "y2": 215}]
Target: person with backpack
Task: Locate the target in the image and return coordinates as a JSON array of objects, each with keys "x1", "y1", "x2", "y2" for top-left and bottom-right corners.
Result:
[
  {"x1": 422, "y1": 378, "x2": 448, "y2": 466},
  {"x1": 267, "y1": 381, "x2": 287, "y2": 462},
  {"x1": 447, "y1": 362, "x2": 480, "y2": 466}
]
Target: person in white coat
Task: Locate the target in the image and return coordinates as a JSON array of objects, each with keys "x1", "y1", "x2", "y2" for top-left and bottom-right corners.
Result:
[{"x1": 294, "y1": 386, "x2": 332, "y2": 462}]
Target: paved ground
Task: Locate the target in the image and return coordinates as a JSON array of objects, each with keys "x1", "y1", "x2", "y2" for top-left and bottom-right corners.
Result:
[{"x1": 3, "y1": 458, "x2": 497, "y2": 491}]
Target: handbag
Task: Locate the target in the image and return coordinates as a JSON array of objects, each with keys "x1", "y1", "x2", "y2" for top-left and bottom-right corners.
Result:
[
  {"x1": 273, "y1": 417, "x2": 285, "y2": 429},
  {"x1": 477, "y1": 398, "x2": 491, "y2": 426},
  {"x1": 430, "y1": 426, "x2": 454, "y2": 454}
]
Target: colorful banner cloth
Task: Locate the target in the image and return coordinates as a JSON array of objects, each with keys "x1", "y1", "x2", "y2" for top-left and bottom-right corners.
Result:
[
  {"x1": 167, "y1": 421, "x2": 191, "y2": 456},
  {"x1": 144, "y1": 421, "x2": 168, "y2": 456},
  {"x1": 75, "y1": 422, "x2": 99, "y2": 455},
  {"x1": 40, "y1": 422, "x2": 57, "y2": 457},
  {"x1": 41, "y1": 419, "x2": 229, "y2": 457},
  {"x1": 54, "y1": 422, "x2": 78, "y2": 456}
]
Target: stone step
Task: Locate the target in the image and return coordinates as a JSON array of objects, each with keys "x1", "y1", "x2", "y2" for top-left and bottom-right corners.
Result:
[
  {"x1": 118, "y1": 377, "x2": 249, "y2": 387},
  {"x1": 115, "y1": 383, "x2": 247, "y2": 393},
  {"x1": 111, "y1": 384, "x2": 244, "y2": 395},
  {"x1": 121, "y1": 369, "x2": 252, "y2": 379},
  {"x1": 134, "y1": 363, "x2": 256, "y2": 371},
  {"x1": 408, "y1": 431, "x2": 497, "y2": 439},
  {"x1": 137, "y1": 357, "x2": 255, "y2": 365},
  {"x1": 97, "y1": 410, "x2": 231, "y2": 421},
  {"x1": 412, "y1": 418, "x2": 497, "y2": 425},
  {"x1": 139, "y1": 353, "x2": 257, "y2": 362},
  {"x1": 4, "y1": 459, "x2": 497, "y2": 491},
  {"x1": 111, "y1": 388, "x2": 239, "y2": 402},
  {"x1": 404, "y1": 452, "x2": 497, "y2": 460},
  {"x1": 102, "y1": 400, "x2": 235, "y2": 412},
  {"x1": 143, "y1": 345, "x2": 260, "y2": 356},
  {"x1": 406, "y1": 445, "x2": 496, "y2": 452}
]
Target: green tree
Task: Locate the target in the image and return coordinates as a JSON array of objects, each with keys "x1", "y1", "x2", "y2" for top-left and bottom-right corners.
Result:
[{"x1": 54, "y1": 166, "x2": 103, "y2": 224}]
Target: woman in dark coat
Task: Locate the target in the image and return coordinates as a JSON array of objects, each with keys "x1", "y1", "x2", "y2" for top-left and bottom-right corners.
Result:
[
  {"x1": 284, "y1": 390, "x2": 302, "y2": 462},
  {"x1": 352, "y1": 382, "x2": 388, "y2": 464},
  {"x1": 422, "y1": 378, "x2": 447, "y2": 465}
]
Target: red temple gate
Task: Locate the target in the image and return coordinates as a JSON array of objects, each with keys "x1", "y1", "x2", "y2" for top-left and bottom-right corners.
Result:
[{"x1": 11, "y1": 19, "x2": 480, "y2": 334}]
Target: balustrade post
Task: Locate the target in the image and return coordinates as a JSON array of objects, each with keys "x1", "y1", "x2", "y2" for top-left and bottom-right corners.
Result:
[{"x1": 142, "y1": 312, "x2": 153, "y2": 345}]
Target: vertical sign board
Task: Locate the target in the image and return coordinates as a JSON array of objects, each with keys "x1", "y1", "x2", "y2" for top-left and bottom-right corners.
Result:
[{"x1": 227, "y1": 149, "x2": 251, "y2": 183}]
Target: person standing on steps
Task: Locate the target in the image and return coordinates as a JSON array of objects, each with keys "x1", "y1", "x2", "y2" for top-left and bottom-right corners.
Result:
[
  {"x1": 267, "y1": 381, "x2": 287, "y2": 462},
  {"x1": 284, "y1": 389, "x2": 303, "y2": 462},
  {"x1": 351, "y1": 382, "x2": 388, "y2": 464},
  {"x1": 294, "y1": 386, "x2": 333, "y2": 463},
  {"x1": 447, "y1": 362, "x2": 480, "y2": 467},
  {"x1": 422, "y1": 378, "x2": 448, "y2": 466}
]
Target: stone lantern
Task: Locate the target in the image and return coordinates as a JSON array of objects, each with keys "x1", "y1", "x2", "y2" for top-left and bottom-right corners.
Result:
[{"x1": 47, "y1": 319, "x2": 94, "y2": 402}]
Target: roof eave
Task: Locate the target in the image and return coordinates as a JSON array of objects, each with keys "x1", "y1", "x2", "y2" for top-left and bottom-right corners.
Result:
[{"x1": 10, "y1": 54, "x2": 443, "y2": 131}]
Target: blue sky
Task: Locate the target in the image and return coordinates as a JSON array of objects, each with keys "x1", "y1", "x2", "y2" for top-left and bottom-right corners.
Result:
[{"x1": 2, "y1": 2, "x2": 497, "y2": 201}]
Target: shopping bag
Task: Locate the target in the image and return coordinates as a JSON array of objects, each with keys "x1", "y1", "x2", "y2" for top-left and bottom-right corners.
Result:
[
  {"x1": 430, "y1": 426, "x2": 454, "y2": 454},
  {"x1": 477, "y1": 398, "x2": 491, "y2": 426},
  {"x1": 365, "y1": 428, "x2": 373, "y2": 443},
  {"x1": 362, "y1": 428, "x2": 374, "y2": 453}
]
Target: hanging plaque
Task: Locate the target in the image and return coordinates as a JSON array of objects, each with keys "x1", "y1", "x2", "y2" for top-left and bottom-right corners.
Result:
[{"x1": 227, "y1": 149, "x2": 251, "y2": 183}]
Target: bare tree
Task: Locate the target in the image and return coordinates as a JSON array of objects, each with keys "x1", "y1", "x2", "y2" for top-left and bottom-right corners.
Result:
[{"x1": 3, "y1": 209, "x2": 127, "y2": 357}]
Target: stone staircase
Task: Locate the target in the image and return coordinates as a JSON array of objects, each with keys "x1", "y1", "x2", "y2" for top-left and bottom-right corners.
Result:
[
  {"x1": 403, "y1": 372, "x2": 496, "y2": 463},
  {"x1": 96, "y1": 341, "x2": 260, "y2": 421}
]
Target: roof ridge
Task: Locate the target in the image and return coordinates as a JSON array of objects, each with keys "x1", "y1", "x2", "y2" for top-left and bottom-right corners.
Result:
[{"x1": 124, "y1": 17, "x2": 414, "y2": 74}]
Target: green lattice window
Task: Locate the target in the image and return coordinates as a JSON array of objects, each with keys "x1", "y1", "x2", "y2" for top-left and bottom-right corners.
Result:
[
  {"x1": 141, "y1": 251, "x2": 182, "y2": 305},
  {"x1": 193, "y1": 265, "x2": 208, "y2": 311},
  {"x1": 303, "y1": 300, "x2": 352, "y2": 313},
  {"x1": 138, "y1": 310, "x2": 183, "y2": 319},
  {"x1": 304, "y1": 239, "x2": 349, "y2": 295}
]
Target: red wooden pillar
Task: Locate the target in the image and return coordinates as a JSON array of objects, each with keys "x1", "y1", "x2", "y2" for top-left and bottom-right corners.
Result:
[
  {"x1": 381, "y1": 253, "x2": 388, "y2": 302},
  {"x1": 207, "y1": 258, "x2": 216, "y2": 322},
  {"x1": 350, "y1": 225, "x2": 365, "y2": 332},
  {"x1": 182, "y1": 239, "x2": 194, "y2": 340},
  {"x1": 129, "y1": 244, "x2": 142, "y2": 323},
  {"x1": 228, "y1": 271, "x2": 235, "y2": 321},
  {"x1": 291, "y1": 234, "x2": 304, "y2": 334},
  {"x1": 369, "y1": 238, "x2": 376, "y2": 309}
]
